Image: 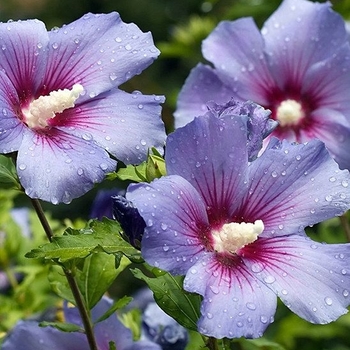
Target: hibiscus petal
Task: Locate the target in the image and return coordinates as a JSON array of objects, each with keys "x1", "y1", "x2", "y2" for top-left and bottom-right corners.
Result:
[
  {"x1": 44, "y1": 13, "x2": 159, "y2": 99},
  {"x1": 202, "y1": 18, "x2": 275, "y2": 103},
  {"x1": 184, "y1": 255, "x2": 277, "y2": 338},
  {"x1": 166, "y1": 113, "x2": 249, "y2": 219},
  {"x1": 17, "y1": 129, "x2": 116, "y2": 204},
  {"x1": 53, "y1": 89, "x2": 165, "y2": 164},
  {"x1": 127, "y1": 175, "x2": 209, "y2": 275},
  {"x1": 0, "y1": 19, "x2": 48, "y2": 96},
  {"x1": 243, "y1": 235, "x2": 350, "y2": 323},
  {"x1": 174, "y1": 63, "x2": 234, "y2": 128},
  {"x1": 0, "y1": 72, "x2": 25, "y2": 153},
  {"x1": 303, "y1": 45, "x2": 350, "y2": 116},
  {"x1": 1, "y1": 320, "x2": 87, "y2": 350},
  {"x1": 262, "y1": 0, "x2": 348, "y2": 88},
  {"x1": 236, "y1": 138, "x2": 350, "y2": 236}
]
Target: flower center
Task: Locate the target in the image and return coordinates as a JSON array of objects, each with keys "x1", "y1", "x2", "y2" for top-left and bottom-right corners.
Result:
[
  {"x1": 22, "y1": 84, "x2": 84, "y2": 129},
  {"x1": 212, "y1": 220, "x2": 264, "y2": 254},
  {"x1": 275, "y1": 99, "x2": 304, "y2": 127}
]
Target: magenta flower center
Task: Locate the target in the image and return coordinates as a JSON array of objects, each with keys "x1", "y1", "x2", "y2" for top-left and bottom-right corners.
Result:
[
  {"x1": 211, "y1": 220, "x2": 264, "y2": 253},
  {"x1": 22, "y1": 83, "x2": 84, "y2": 129},
  {"x1": 275, "y1": 99, "x2": 305, "y2": 127}
]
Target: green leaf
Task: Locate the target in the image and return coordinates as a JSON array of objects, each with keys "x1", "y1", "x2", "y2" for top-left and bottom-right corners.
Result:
[
  {"x1": 79, "y1": 253, "x2": 130, "y2": 309},
  {"x1": 39, "y1": 321, "x2": 83, "y2": 333},
  {"x1": 95, "y1": 295, "x2": 133, "y2": 324},
  {"x1": 0, "y1": 155, "x2": 21, "y2": 190},
  {"x1": 237, "y1": 338, "x2": 287, "y2": 350},
  {"x1": 132, "y1": 267, "x2": 201, "y2": 331},
  {"x1": 111, "y1": 162, "x2": 147, "y2": 182},
  {"x1": 25, "y1": 218, "x2": 141, "y2": 262}
]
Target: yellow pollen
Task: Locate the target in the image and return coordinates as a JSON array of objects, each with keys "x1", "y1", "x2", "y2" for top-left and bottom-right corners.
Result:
[
  {"x1": 276, "y1": 99, "x2": 304, "y2": 127},
  {"x1": 212, "y1": 220, "x2": 264, "y2": 253},
  {"x1": 23, "y1": 83, "x2": 84, "y2": 128}
]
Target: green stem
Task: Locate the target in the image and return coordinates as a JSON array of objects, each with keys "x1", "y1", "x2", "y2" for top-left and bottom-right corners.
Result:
[
  {"x1": 30, "y1": 198, "x2": 98, "y2": 350},
  {"x1": 4, "y1": 266, "x2": 18, "y2": 289},
  {"x1": 339, "y1": 213, "x2": 350, "y2": 242},
  {"x1": 207, "y1": 337, "x2": 219, "y2": 350},
  {"x1": 30, "y1": 198, "x2": 54, "y2": 242}
]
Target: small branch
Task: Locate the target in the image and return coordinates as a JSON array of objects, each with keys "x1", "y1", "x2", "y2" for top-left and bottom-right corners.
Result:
[
  {"x1": 30, "y1": 198, "x2": 54, "y2": 242},
  {"x1": 207, "y1": 337, "x2": 219, "y2": 350},
  {"x1": 30, "y1": 198, "x2": 98, "y2": 350},
  {"x1": 63, "y1": 267, "x2": 98, "y2": 350},
  {"x1": 339, "y1": 213, "x2": 350, "y2": 242}
]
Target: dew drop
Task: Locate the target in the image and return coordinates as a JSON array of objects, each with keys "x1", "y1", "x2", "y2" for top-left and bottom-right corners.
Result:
[
  {"x1": 342, "y1": 180, "x2": 349, "y2": 188},
  {"x1": 109, "y1": 73, "x2": 117, "y2": 81},
  {"x1": 343, "y1": 289, "x2": 349, "y2": 297},
  {"x1": 125, "y1": 44, "x2": 132, "y2": 50},
  {"x1": 260, "y1": 315, "x2": 268, "y2": 324},
  {"x1": 271, "y1": 171, "x2": 278, "y2": 178},
  {"x1": 163, "y1": 244, "x2": 169, "y2": 252},
  {"x1": 18, "y1": 164, "x2": 26, "y2": 170},
  {"x1": 77, "y1": 168, "x2": 84, "y2": 176},
  {"x1": 324, "y1": 297, "x2": 333, "y2": 306},
  {"x1": 246, "y1": 302, "x2": 256, "y2": 310},
  {"x1": 99, "y1": 163, "x2": 108, "y2": 170},
  {"x1": 264, "y1": 275, "x2": 275, "y2": 284},
  {"x1": 210, "y1": 285, "x2": 219, "y2": 294},
  {"x1": 161, "y1": 222, "x2": 168, "y2": 230}
]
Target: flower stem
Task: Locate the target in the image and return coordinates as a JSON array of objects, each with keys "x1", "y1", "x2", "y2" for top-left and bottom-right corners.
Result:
[
  {"x1": 30, "y1": 198, "x2": 98, "y2": 350},
  {"x1": 30, "y1": 198, "x2": 54, "y2": 242},
  {"x1": 207, "y1": 337, "x2": 219, "y2": 350},
  {"x1": 339, "y1": 213, "x2": 350, "y2": 242}
]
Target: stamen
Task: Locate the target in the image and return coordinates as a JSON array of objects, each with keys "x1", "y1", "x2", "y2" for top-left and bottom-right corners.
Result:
[
  {"x1": 23, "y1": 83, "x2": 84, "y2": 129},
  {"x1": 212, "y1": 220, "x2": 264, "y2": 253},
  {"x1": 276, "y1": 99, "x2": 304, "y2": 127}
]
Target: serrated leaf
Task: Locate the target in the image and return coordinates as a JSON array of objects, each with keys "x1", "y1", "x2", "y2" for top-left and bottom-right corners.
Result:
[
  {"x1": 0, "y1": 155, "x2": 21, "y2": 190},
  {"x1": 39, "y1": 321, "x2": 83, "y2": 333},
  {"x1": 114, "y1": 162, "x2": 147, "y2": 182},
  {"x1": 25, "y1": 218, "x2": 141, "y2": 262},
  {"x1": 95, "y1": 296, "x2": 133, "y2": 324},
  {"x1": 80, "y1": 253, "x2": 130, "y2": 309},
  {"x1": 132, "y1": 267, "x2": 201, "y2": 331}
]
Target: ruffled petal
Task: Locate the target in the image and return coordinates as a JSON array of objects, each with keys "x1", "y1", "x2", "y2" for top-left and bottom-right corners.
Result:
[
  {"x1": 1, "y1": 320, "x2": 88, "y2": 350},
  {"x1": 202, "y1": 18, "x2": 275, "y2": 103},
  {"x1": 262, "y1": 0, "x2": 348, "y2": 88},
  {"x1": 0, "y1": 72, "x2": 25, "y2": 153},
  {"x1": 174, "y1": 63, "x2": 234, "y2": 128},
  {"x1": 17, "y1": 129, "x2": 116, "y2": 204},
  {"x1": 43, "y1": 13, "x2": 159, "y2": 100},
  {"x1": 166, "y1": 112, "x2": 249, "y2": 220},
  {"x1": 236, "y1": 138, "x2": 350, "y2": 236},
  {"x1": 303, "y1": 45, "x2": 350, "y2": 116},
  {"x1": 243, "y1": 235, "x2": 350, "y2": 323},
  {"x1": 310, "y1": 110, "x2": 350, "y2": 170},
  {"x1": 52, "y1": 89, "x2": 165, "y2": 164},
  {"x1": 127, "y1": 175, "x2": 210, "y2": 275},
  {"x1": 184, "y1": 255, "x2": 277, "y2": 339},
  {"x1": 0, "y1": 19, "x2": 48, "y2": 96}
]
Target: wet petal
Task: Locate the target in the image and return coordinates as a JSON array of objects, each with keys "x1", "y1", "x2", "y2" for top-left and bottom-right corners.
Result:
[
  {"x1": 127, "y1": 175, "x2": 209, "y2": 275},
  {"x1": 17, "y1": 129, "x2": 116, "y2": 204},
  {"x1": 244, "y1": 235, "x2": 350, "y2": 323},
  {"x1": 1, "y1": 320, "x2": 87, "y2": 350},
  {"x1": 202, "y1": 18, "x2": 275, "y2": 103},
  {"x1": 0, "y1": 19, "x2": 48, "y2": 96},
  {"x1": 263, "y1": 0, "x2": 348, "y2": 88},
  {"x1": 44, "y1": 13, "x2": 159, "y2": 100},
  {"x1": 236, "y1": 138, "x2": 350, "y2": 236},
  {"x1": 0, "y1": 72, "x2": 25, "y2": 153},
  {"x1": 52, "y1": 89, "x2": 165, "y2": 164},
  {"x1": 174, "y1": 63, "x2": 234, "y2": 128},
  {"x1": 184, "y1": 255, "x2": 277, "y2": 338},
  {"x1": 166, "y1": 113, "x2": 249, "y2": 219}
]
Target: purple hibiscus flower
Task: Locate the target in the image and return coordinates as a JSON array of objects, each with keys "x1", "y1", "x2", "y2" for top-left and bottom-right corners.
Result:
[
  {"x1": 0, "y1": 13, "x2": 165, "y2": 204},
  {"x1": 175, "y1": 0, "x2": 350, "y2": 169},
  {"x1": 2, "y1": 296, "x2": 162, "y2": 350},
  {"x1": 127, "y1": 101, "x2": 350, "y2": 339}
]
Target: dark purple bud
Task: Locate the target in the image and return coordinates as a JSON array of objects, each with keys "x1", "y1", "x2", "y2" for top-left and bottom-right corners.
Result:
[
  {"x1": 112, "y1": 195, "x2": 146, "y2": 249},
  {"x1": 90, "y1": 189, "x2": 125, "y2": 220}
]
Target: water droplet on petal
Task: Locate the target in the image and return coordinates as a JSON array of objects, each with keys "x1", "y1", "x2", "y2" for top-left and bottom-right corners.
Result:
[
  {"x1": 246, "y1": 302, "x2": 256, "y2": 310},
  {"x1": 18, "y1": 164, "x2": 26, "y2": 170},
  {"x1": 324, "y1": 297, "x2": 333, "y2": 306}
]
